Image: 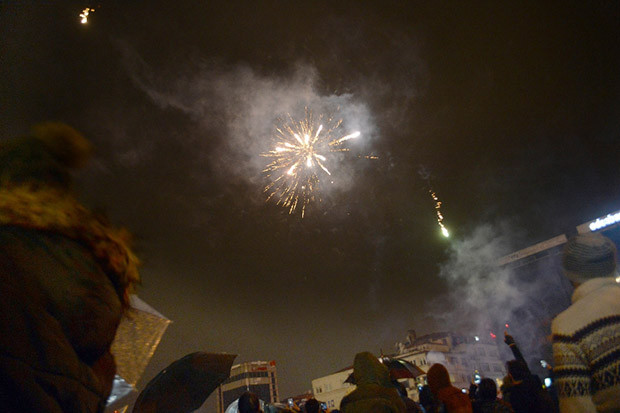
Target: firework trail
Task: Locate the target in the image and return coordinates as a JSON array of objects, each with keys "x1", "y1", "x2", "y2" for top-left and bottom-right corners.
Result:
[
  {"x1": 418, "y1": 165, "x2": 449, "y2": 237},
  {"x1": 262, "y1": 108, "x2": 361, "y2": 217},
  {"x1": 430, "y1": 190, "x2": 449, "y2": 237}
]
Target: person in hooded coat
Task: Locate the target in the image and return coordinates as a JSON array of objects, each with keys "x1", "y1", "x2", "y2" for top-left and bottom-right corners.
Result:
[
  {"x1": 0, "y1": 123, "x2": 140, "y2": 412},
  {"x1": 339, "y1": 352, "x2": 407, "y2": 413},
  {"x1": 427, "y1": 363, "x2": 472, "y2": 413}
]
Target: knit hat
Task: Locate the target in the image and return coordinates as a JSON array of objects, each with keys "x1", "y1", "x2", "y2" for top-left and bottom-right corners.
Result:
[
  {"x1": 562, "y1": 233, "x2": 617, "y2": 283},
  {"x1": 0, "y1": 122, "x2": 92, "y2": 190}
]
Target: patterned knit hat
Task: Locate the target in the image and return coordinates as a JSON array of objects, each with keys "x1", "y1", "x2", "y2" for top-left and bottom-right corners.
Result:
[{"x1": 562, "y1": 233, "x2": 617, "y2": 283}]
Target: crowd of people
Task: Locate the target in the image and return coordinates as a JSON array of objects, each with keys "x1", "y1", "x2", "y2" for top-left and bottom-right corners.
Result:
[
  {"x1": 188, "y1": 232, "x2": 620, "y2": 413},
  {"x1": 0, "y1": 124, "x2": 619, "y2": 412},
  {"x1": 237, "y1": 278, "x2": 620, "y2": 413}
]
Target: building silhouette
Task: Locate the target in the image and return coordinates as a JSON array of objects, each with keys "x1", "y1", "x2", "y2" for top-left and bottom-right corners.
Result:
[{"x1": 216, "y1": 360, "x2": 279, "y2": 413}]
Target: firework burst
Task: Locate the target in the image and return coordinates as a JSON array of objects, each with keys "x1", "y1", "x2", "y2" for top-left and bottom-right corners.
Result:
[
  {"x1": 79, "y1": 8, "x2": 95, "y2": 24},
  {"x1": 262, "y1": 109, "x2": 361, "y2": 217}
]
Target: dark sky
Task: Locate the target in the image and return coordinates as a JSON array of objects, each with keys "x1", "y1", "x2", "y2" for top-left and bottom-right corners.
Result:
[{"x1": 2, "y1": 1, "x2": 620, "y2": 410}]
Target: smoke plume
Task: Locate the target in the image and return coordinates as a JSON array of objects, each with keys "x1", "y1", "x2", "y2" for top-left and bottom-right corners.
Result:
[
  {"x1": 119, "y1": 44, "x2": 376, "y2": 202},
  {"x1": 433, "y1": 222, "x2": 573, "y2": 367}
]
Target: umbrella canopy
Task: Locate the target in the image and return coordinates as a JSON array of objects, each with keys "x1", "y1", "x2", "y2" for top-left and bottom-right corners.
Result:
[
  {"x1": 111, "y1": 295, "x2": 171, "y2": 387},
  {"x1": 106, "y1": 296, "x2": 171, "y2": 412},
  {"x1": 344, "y1": 357, "x2": 425, "y2": 384},
  {"x1": 379, "y1": 357, "x2": 426, "y2": 380},
  {"x1": 105, "y1": 375, "x2": 138, "y2": 412},
  {"x1": 133, "y1": 352, "x2": 237, "y2": 413}
]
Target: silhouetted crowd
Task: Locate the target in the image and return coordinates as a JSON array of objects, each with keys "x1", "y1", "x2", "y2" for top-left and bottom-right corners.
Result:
[{"x1": 1, "y1": 124, "x2": 619, "y2": 412}]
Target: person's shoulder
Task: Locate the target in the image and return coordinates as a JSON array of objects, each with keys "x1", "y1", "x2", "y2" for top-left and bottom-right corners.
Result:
[{"x1": 553, "y1": 288, "x2": 620, "y2": 336}]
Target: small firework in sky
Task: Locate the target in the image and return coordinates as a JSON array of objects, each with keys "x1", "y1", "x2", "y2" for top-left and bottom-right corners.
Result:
[
  {"x1": 262, "y1": 108, "x2": 361, "y2": 217},
  {"x1": 430, "y1": 189, "x2": 449, "y2": 237},
  {"x1": 419, "y1": 165, "x2": 450, "y2": 237},
  {"x1": 79, "y1": 8, "x2": 95, "y2": 24}
]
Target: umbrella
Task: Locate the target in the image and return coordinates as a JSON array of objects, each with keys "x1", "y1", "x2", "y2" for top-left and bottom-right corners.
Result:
[
  {"x1": 106, "y1": 295, "x2": 171, "y2": 412},
  {"x1": 344, "y1": 357, "x2": 425, "y2": 384},
  {"x1": 133, "y1": 352, "x2": 237, "y2": 413},
  {"x1": 111, "y1": 295, "x2": 171, "y2": 386},
  {"x1": 105, "y1": 375, "x2": 139, "y2": 412},
  {"x1": 379, "y1": 357, "x2": 426, "y2": 380}
]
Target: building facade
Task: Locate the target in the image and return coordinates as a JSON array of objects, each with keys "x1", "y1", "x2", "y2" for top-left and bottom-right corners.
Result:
[
  {"x1": 394, "y1": 331, "x2": 505, "y2": 400},
  {"x1": 216, "y1": 361, "x2": 279, "y2": 413},
  {"x1": 311, "y1": 329, "x2": 506, "y2": 407},
  {"x1": 311, "y1": 368, "x2": 354, "y2": 410}
]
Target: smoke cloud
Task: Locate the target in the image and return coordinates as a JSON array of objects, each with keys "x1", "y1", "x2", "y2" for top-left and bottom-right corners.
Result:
[
  {"x1": 119, "y1": 44, "x2": 377, "y2": 208},
  {"x1": 432, "y1": 222, "x2": 573, "y2": 367}
]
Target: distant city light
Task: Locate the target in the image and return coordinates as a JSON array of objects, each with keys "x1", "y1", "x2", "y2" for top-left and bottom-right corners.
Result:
[
  {"x1": 505, "y1": 323, "x2": 510, "y2": 328},
  {"x1": 490, "y1": 332, "x2": 497, "y2": 339},
  {"x1": 544, "y1": 377, "x2": 552, "y2": 388},
  {"x1": 474, "y1": 336, "x2": 480, "y2": 341},
  {"x1": 589, "y1": 211, "x2": 620, "y2": 231}
]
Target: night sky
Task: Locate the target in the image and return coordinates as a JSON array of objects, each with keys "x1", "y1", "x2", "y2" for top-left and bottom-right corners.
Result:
[{"x1": 2, "y1": 1, "x2": 620, "y2": 410}]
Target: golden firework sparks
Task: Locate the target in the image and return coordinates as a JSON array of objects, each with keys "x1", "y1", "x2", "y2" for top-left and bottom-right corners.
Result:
[
  {"x1": 79, "y1": 8, "x2": 95, "y2": 24},
  {"x1": 430, "y1": 189, "x2": 449, "y2": 237},
  {"x1": 419, "y1": 165, "x2": 449, "y2": 237},
  {"x1": 262, "y1": 108, "x2": 361, "y2": 217}
]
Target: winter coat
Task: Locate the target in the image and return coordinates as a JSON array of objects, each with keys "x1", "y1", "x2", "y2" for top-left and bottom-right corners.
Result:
[
  {"x1": 340, "y1": 352, "x2": 406, "y2": 413},
  {"x1": 436, "y1": 387, "x2": 473, "y2": 413},
  {"x1": 427, "y1": 364, "x2": 472, "y2": 413},
  {"x1": 0, "y1": 188, "x2": 139, "y2": 412},
  {"x1": 502, "y1": 375, "x2": 556, "y2": 413},
  {"x1": 551, "y1": 277, "x2": 620, "y2": 413}
]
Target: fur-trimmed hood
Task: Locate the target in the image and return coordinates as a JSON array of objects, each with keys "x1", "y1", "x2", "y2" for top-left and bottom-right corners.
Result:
[{"x1": 0, "y1": 185, "x2": 140, "y2": 306}]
